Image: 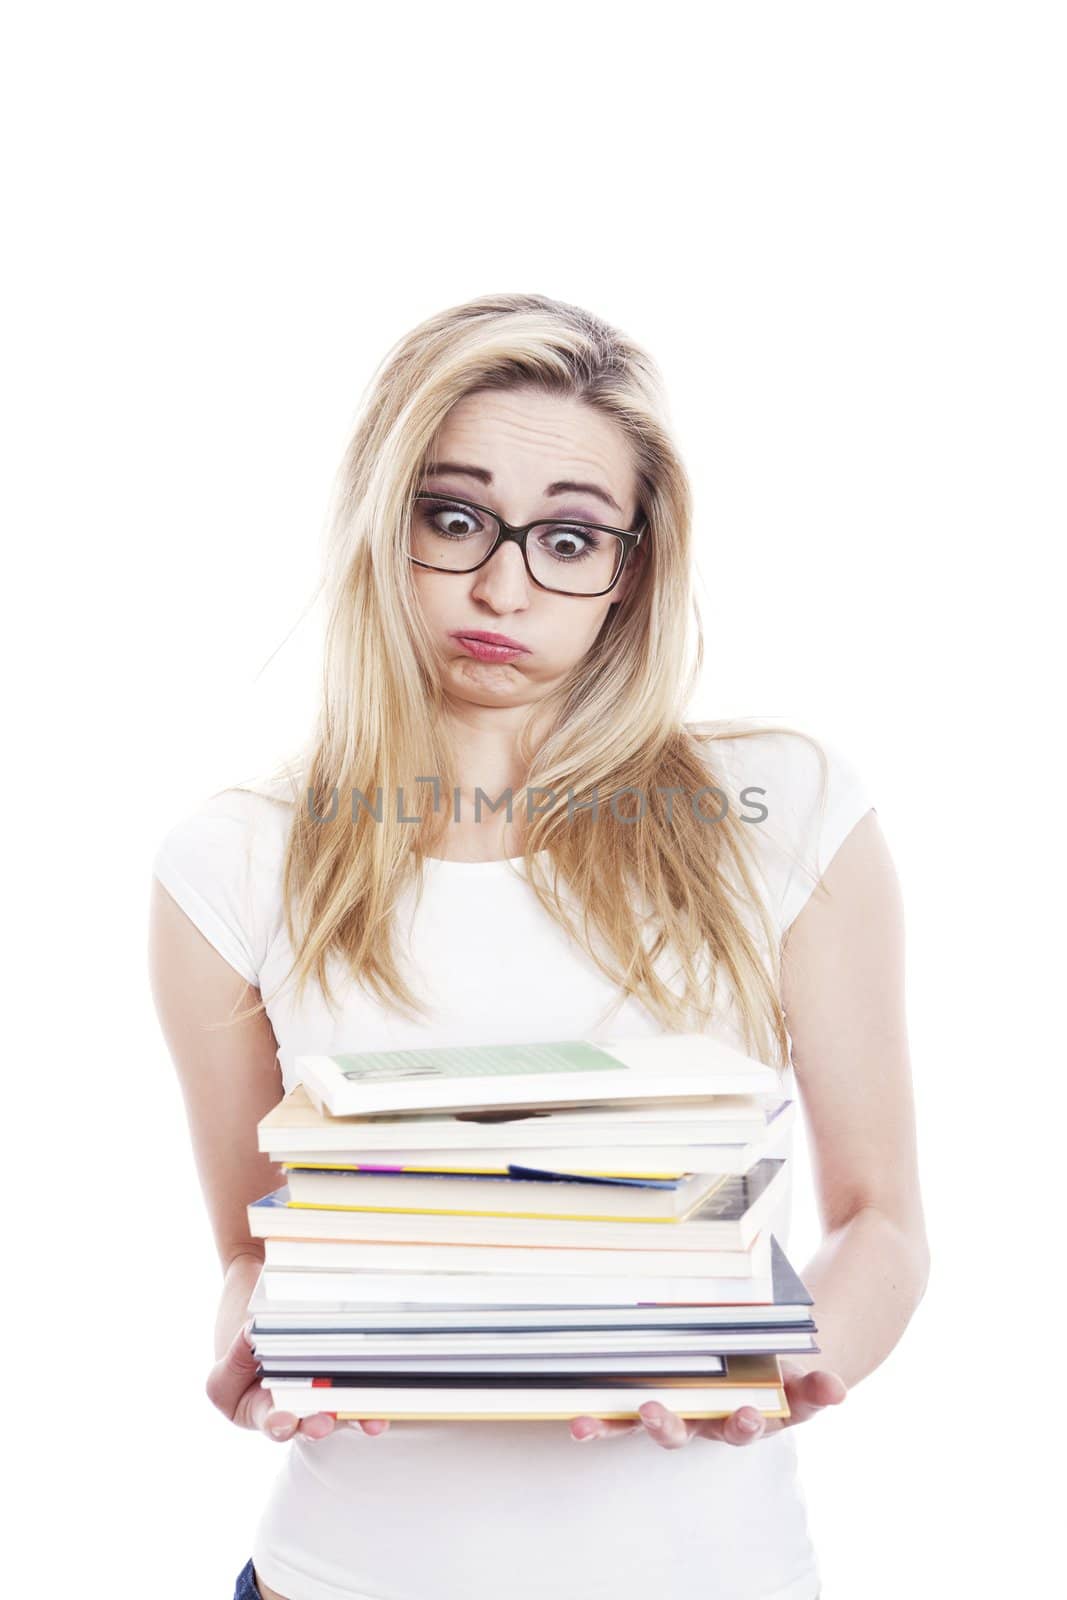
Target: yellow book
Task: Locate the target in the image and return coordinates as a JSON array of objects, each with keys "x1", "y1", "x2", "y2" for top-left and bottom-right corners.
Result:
[{"x1": 263, "y1": 1352, "x2": 791, "y2": 1422}]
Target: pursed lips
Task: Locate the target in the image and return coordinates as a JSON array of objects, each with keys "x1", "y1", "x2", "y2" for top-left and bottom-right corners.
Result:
[{"x1": 452, "y1": 630, "x2": 530, "y2": 652}]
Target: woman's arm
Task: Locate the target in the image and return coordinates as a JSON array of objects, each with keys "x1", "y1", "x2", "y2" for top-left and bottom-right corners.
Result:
[
  {"x1": 148, "y1": 876, "x2": 285, "y2": 1279},
  {"x1": 148, "y1": 877, "x2": 392, "y2": 1441},
  {"x1": 779, "y1": 806, "x2": 931, "y2": 1388},
  {"x1": 572, "y1": 807, "x2": 930, "y2": 1448},
  {"x1": 215, "y1": 1252, "x2": 268, "y2": 1363},
  {"x1": 147, "y1": 878, "x2": 329, "y2": 1433}
]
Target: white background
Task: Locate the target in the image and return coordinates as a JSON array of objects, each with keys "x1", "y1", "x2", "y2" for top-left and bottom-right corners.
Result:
[{"x1": 5, "y1": 3, "x2": 1063, "y2": 1595}]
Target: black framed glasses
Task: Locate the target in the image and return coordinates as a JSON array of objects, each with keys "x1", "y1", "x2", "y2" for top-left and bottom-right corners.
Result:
[{"x1": 409, "y1": 492, "x2": 646, "y2": 598}]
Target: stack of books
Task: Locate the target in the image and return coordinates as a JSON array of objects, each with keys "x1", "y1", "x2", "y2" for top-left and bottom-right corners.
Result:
[{"x1": 244, "y1": 1035, "x2": 819, "y2": 1422}]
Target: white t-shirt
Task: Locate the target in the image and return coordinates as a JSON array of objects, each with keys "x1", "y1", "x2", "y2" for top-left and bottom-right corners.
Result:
[{"x1": 152, "y1": 725, "x2": 873, "y2": 1600}]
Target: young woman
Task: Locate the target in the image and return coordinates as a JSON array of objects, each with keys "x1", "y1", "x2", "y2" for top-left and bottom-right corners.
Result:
[{"x1": 148, "y1": 292, "x2": 930, "y2": 1600}]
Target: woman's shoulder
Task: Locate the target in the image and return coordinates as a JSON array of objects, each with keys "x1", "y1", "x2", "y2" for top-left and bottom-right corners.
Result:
[
  {"x1": 684, "y1": 716, "x2": 875, "y2": 933},
  {"x1": 154, "y1": 772, "x2": 297, "y2": 860},
  {"x1": 151, "y1": 769, "x2": 302, "y2": 925},
  {"x1": 150, "y1": 772, "x2": 299, "y2": 987},
  {"x1": 685, "y1": 716, "x2": 863, "y2": 803}
]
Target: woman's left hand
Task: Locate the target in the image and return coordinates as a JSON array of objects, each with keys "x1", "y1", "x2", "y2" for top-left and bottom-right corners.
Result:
[{"x1": 568, "y1": 1361, "x2": 847, "y2": 1449}]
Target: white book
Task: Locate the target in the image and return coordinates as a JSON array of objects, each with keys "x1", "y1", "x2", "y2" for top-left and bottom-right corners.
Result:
[
  {"x1": 297, "y1": 1034, "x2": 780, "y2": 1119},
  {"x1": 259, "y1": 1262, "x2": 775, "y2": 1306},
  {"x1": 244, "y1": 1241, "x2": 813, "y2": 1332},
  {"x1": 252, "y1": 1327, "x2": 819, "y2": 1359},
  {"x1": 262, "y1": 1227, "x2": 772, "y2": 1279},
  {"x1": 259, "y1": 1352, "x2": 729, "y2": 1376},
  {"x1": 258, "y1": 1082, "x2": 793, "y2": 1155}
]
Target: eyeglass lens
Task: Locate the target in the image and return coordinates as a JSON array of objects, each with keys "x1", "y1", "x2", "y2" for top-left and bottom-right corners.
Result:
[{"x1": 411, "y1": 498, "x2": 625, "y2": 596}]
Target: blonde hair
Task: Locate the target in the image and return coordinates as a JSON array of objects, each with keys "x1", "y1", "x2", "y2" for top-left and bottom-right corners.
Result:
[{"x1": 227, "y1": 293, "x2": 828, "y2": 1074}]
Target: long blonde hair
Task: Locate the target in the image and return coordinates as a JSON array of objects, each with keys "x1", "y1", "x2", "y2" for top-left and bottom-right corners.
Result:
[{"x1": 228, "y1": 293, "x2": 827, "y2": 1073}]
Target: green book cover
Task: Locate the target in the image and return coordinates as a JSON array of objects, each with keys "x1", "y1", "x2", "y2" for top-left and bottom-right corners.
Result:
[{"x1": 333, "y1": 1040, "x2": 623, "y2": 1086}]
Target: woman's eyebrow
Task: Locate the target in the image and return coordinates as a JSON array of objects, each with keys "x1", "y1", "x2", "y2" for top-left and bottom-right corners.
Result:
[{"x1": 422, "y1": 460, "x2": 622, "y2": 516}]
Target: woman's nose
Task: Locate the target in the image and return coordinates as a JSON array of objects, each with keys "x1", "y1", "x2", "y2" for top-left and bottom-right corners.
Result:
[{"x1": 469, "y1": 541, "x2": 532, "y2": 609}]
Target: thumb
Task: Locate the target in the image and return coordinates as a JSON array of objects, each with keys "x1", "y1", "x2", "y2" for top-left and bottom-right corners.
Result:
[{"x1": 205, "y1": 1318, "x2": 269, "y2": 1429}]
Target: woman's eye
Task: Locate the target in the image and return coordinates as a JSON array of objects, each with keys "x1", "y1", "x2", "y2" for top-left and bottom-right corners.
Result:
[
  {"x1": 423, "y1": 501, "x2": 482, "y2": 539},
  {"x1": 540, "y1": 525, "x2": 599, "y2": 562}
]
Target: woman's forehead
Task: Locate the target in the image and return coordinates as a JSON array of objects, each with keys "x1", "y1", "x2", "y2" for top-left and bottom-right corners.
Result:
[{"x1": 430, "y1": 390, "x2": 638, "y2": 516}]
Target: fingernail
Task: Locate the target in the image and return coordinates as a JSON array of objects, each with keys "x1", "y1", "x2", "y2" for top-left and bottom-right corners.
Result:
[
  {"x1": 643, "y1": 1409, "x2": 663, "y2": 1429},
  {"x1": 739, "y1": 1413, "x2": 761, "y2": 1433},
  {"x1": 269, "y1": 1422, "x2": 294, "y2": 1439},
  {"x1": 572, "y1": 1425, "x2": 598, "y2": 1441}
]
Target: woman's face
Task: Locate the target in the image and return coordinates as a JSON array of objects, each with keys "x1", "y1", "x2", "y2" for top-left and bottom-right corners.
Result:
[{"x1": 410, "y1": 387, "x2": 644, "y2": 716}]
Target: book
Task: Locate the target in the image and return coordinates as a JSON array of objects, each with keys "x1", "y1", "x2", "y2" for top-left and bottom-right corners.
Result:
[
  {"x1": 270, "y1": 1137, "x2": 786, "y2": 1177},
  {"x1": 258, "y1": 1081, "x2": 794, "y2": 1159},
  {"x1": 258, "y1": 1258, "x2": 776, "y2": 1306},
  {"x1": 246, "y1": 1234, "x2": 813, "y2": 1332},
  {"x1": 296, "y1": 1034, "x2": 781, "y2": 1119},
  {"x1": 281, "y1": 1164, "x2": 728, "y2": 1221},
  {"x1": 259, "y1": 1351, "x2": 730, "y2": 1376},
  {"x1": 248, "y1": 1159, "x2": 787, "y2": 1250},
  {"x1": 254, "y1": 1326, "x2": 820, "y2": 1364},
  {"x1": 260, "y1": 1352, "x2": 791, "y2": 1421},
  {"x1": 261, "y1": 1221, "x2": 773, "y2": 1279}
]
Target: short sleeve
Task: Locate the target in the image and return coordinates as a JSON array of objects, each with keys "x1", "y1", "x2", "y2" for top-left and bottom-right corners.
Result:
[
  {"x1": 711, "y1": 726, "x2": 875, "y2": 939},
  {"x1": 778, "y1": 734, "x2": 874, "y2": 932},
  {"x1": 151, "y1": 788, "x2": 289, "y2": 986}
]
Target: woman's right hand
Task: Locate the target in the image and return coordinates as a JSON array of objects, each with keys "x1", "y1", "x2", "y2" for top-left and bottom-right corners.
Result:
[{"x1": 205, "y1": 1319, "x2": 392, "y2": 1442}]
